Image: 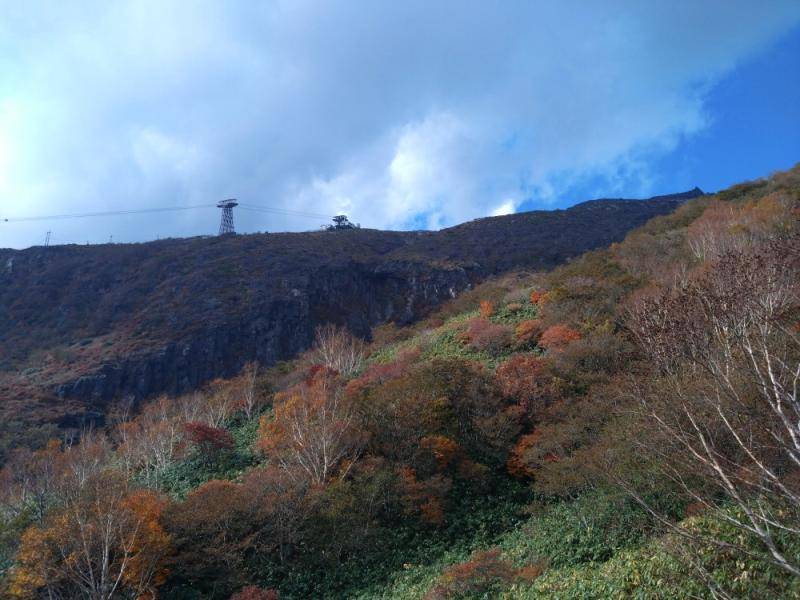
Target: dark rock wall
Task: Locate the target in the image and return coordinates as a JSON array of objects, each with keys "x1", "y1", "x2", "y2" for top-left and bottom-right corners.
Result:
[{"x1": 54, "y1": 260, "x2": 474, "y2": 408}]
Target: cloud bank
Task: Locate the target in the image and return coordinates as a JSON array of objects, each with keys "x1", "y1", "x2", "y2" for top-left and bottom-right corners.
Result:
[{"x1": 1, "y1": 1, "x2": 799, "y2": 247}]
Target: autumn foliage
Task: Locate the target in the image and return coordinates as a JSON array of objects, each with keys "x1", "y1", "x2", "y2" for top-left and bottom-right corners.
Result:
[
  {"x1": 538, "y1": 324, "x2": 581, "y2": 351},
  {"x1": 258, "y1": 367, "x2": 363, "y2": 484},
  {"x1": 529, "y1": 289, "x2": 547, "y2": 304},
  {"x1": 7, "y1": 472, "x2": 171, "y2": 600},
  {"x1": 425, "y1": 548, "x2": 517, "y2": 599},
  {"x1": 459, "y1": 318, "x2": 513, "y2": 354},
  {"x1": 514, "y1": 318, "x2": 542, "y2": 344},
  {"x1": 230, "y1": 587, "x2": 279, "y2": 600},
  {"x1": 496, "y1": 354, "x2": 554, "y2": 416},
  {"x1": 185, "y1": 421, "x2": 235, "y2": 457},
  {"x1": 2, "y1": 165, "x2": 798, "y2": 599},
  {"x1": 478, "y1": 299, "x2": 496, "y2": 318},
  {"x1": 348, "y1": 346, "x2": 421, "y2": 390},
  {"x1": 398, "y1": 466, "x2": 451, "y2": 526},
  {"x1": 418, "y1": 435, "x2": 460, "y2": 471}
]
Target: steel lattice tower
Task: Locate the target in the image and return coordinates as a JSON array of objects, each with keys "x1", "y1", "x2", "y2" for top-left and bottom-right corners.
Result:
[{"x1": 217, "y1": 199, "x2": 238, "y2": 235}]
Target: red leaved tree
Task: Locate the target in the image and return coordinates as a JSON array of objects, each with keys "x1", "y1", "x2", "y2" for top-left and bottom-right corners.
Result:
[
  {"x1": 495, "y1": 354, "x2": 554, "y2": 417},
  {"x1": 184, "y1": 421, "x2": 234, "y2": 462},
  {"x1": 425, "y1": 548, "x2": 516, "y2": 599},
  {"x1": 459, "y1": 318, "x2": 513, "y2": 354},
  {"x1": 478, "y1": 300, "x2": 496, "y2": 319}
]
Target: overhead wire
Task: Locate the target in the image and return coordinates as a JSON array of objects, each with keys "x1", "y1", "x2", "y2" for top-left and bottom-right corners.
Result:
[
  {"x1": 1, "y1": 202, "x2": 335, "y2": 223},
  {"x1": 237, "y1": 203, "x2": 333, "y2": 220},
  {"x1": 1, "y1": 204, "x2": 217, "y2": 223},
  {"x1": 1, "y1": 202, "x2": 337, "y2": 249}
]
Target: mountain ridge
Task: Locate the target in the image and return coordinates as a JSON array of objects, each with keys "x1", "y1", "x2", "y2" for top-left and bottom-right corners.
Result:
[{"x1": 0, "y1": 189, "x2": 703, "y2": 430}]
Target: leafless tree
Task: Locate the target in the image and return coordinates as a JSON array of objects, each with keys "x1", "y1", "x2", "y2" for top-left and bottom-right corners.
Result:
[
  {"x1": 199, "y1": 380, "x2": 240, "y2": 428},
  {"x1": 59, "y1": 429, "x2": 112, "y2": 492},
  {"x1": 626, "y1": 236, "x2": 800, "y2": 580},
  {"x1": 237, "y1": 361, "x2": 262, "y2": 420},
  {"x1": 114, "y1": 396, "x2": 185, "y2": 484},
  {"x1": 0, "y1": 440, "x2": 62, "y2": 522},
  {"x1": 311, "y1": 324, "x2": 365, "y2": 377}
]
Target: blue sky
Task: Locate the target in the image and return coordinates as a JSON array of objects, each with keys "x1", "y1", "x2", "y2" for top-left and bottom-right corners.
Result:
[
  {"x1": 548, "y1": 22, "x2": 800, "y2": 210},
  {"x1": 639, "y1": 24, "x2": 800, "y2": 198},
  {"x1": 0, "y1": 2, "x2": 799, "y2": 249}
]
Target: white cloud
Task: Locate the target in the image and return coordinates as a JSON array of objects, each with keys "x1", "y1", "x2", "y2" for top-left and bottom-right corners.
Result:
[
  {"x1": 0, "y1": 1, "x2": 798, "y2": 247},
  {"x1": 0, "y1": 101, "x2": 17, "y2": 195},
  {"x1": 491, "y1": 200, "x2": 519, "y2": 218}
]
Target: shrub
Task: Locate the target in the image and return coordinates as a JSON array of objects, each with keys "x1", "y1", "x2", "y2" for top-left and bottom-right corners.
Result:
[
  {"x1": 507, "y1": 429, "x2": 563, "y2": 479},
  {"x1": 478, "y1": 300, "x2": 496, "y2": 319},
  {"x1": 514, "y1": 319, "x2": 543, "y2": 344},
  {"x1": 418, "y1": 435, "x2": 460, "y2": 472},
  {"x1": 517, "y1": 562, "x2": 546, "y2": 583},
  {"x1": 455, "y1": 458, "x2": 490, "y2": 486},
  {"x1": 184, "y1": 422, "x2": 234, "y2": 460},
  {"x1": 425, "y1": 548, "x2": 516, "y2": 599},
  {"x1": 459, "y1": 318, "x2": 513, "y2": 355},
  {"x1": 495, "y1": 354, "x2": 554, "y2": 416},
  {"x1": 229, "y1": 586, "x2": 279, "y2": 600},
  {"x1": 505, "y1": 302, "x2": 523, "y2": 313},
  {"x1": 165, "y1": 479, "x2": 254, "y2": 593},
  {"x1": 398, "y1": 467, "x2": 452, "y2": 526},
  {"x1": 539, "y1": 324, "x2": 581, "y2": 351},
  {"x1": 529, "y1": 290, "x2": 547, "y2": 304},
  {"x1": 352, "y1": 347, "x2": 421, "y2": 388}
]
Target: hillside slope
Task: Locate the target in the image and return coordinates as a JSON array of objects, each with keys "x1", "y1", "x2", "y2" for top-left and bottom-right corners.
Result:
[
  {"x1": 0, "y1": 191, "x2": 699, "y2": 431},
  {"x1": 1, "y1": 167, "x2": 798, "y2": 599}
]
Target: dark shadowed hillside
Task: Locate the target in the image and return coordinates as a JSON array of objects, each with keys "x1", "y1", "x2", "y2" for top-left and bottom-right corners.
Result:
[{"x1": 0, "y1": 190, "x2": 700, "y2": 432}]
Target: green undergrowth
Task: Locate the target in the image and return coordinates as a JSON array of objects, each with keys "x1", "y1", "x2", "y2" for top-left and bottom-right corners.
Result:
[
  {"x1": 145, "y1": 412, "x2": 265, "y2": 499},
  {"x1": 249, "y1": 478, "x2": 531, "y2": 599},
  {"x1": 367, "y1": 297, "x2": 540, "y2": 372},
  {"x1": 512, "y1": 505, "x2": 800, "y2": 599},
  {"x1": 349, "y1": 491, "x2": 800, "y2": 599},
  {"x1": 357, "y1": 489, "x2": 653, "y2": 599}
]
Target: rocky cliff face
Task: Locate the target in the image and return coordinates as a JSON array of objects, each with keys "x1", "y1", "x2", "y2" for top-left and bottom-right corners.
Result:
[
  {"x1": 53, "y1": 259, "x2": 475, "y2": 410},
  {"x1": 0, "y1": 189, "x2": 702, "y2": 427}
]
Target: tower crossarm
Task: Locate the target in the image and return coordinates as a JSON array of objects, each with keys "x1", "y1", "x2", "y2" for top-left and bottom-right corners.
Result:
[{"x1": 217, "y1": 199, "x2": 238, "y2": 235}]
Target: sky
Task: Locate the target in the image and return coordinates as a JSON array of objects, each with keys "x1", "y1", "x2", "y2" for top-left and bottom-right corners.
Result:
[{"x1": 0, "y1": 1, "x2": 799, "y2": 249}]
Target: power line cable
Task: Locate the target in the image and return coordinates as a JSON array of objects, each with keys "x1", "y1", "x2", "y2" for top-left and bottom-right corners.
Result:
[
  {"x1": 2, "y1": 202, "x2": 337, "y2": 223},
  {"x1": 1, "y1": 204, "x2": 217, "y2": 223},
  {"x1": 238, "y1": 204, "x2": 333, "y2": 220}
]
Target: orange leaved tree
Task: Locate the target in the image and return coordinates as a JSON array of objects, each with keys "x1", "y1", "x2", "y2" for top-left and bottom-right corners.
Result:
[
  {"x1": 7, "y1": 471, "x2": 171, "y2": 600},
  {"x1": 538, "y1": 324, "x2": 581, "y2": 351},
  {"x1": 258, "y1": 368, "x2": 364, "y2": 484}
]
